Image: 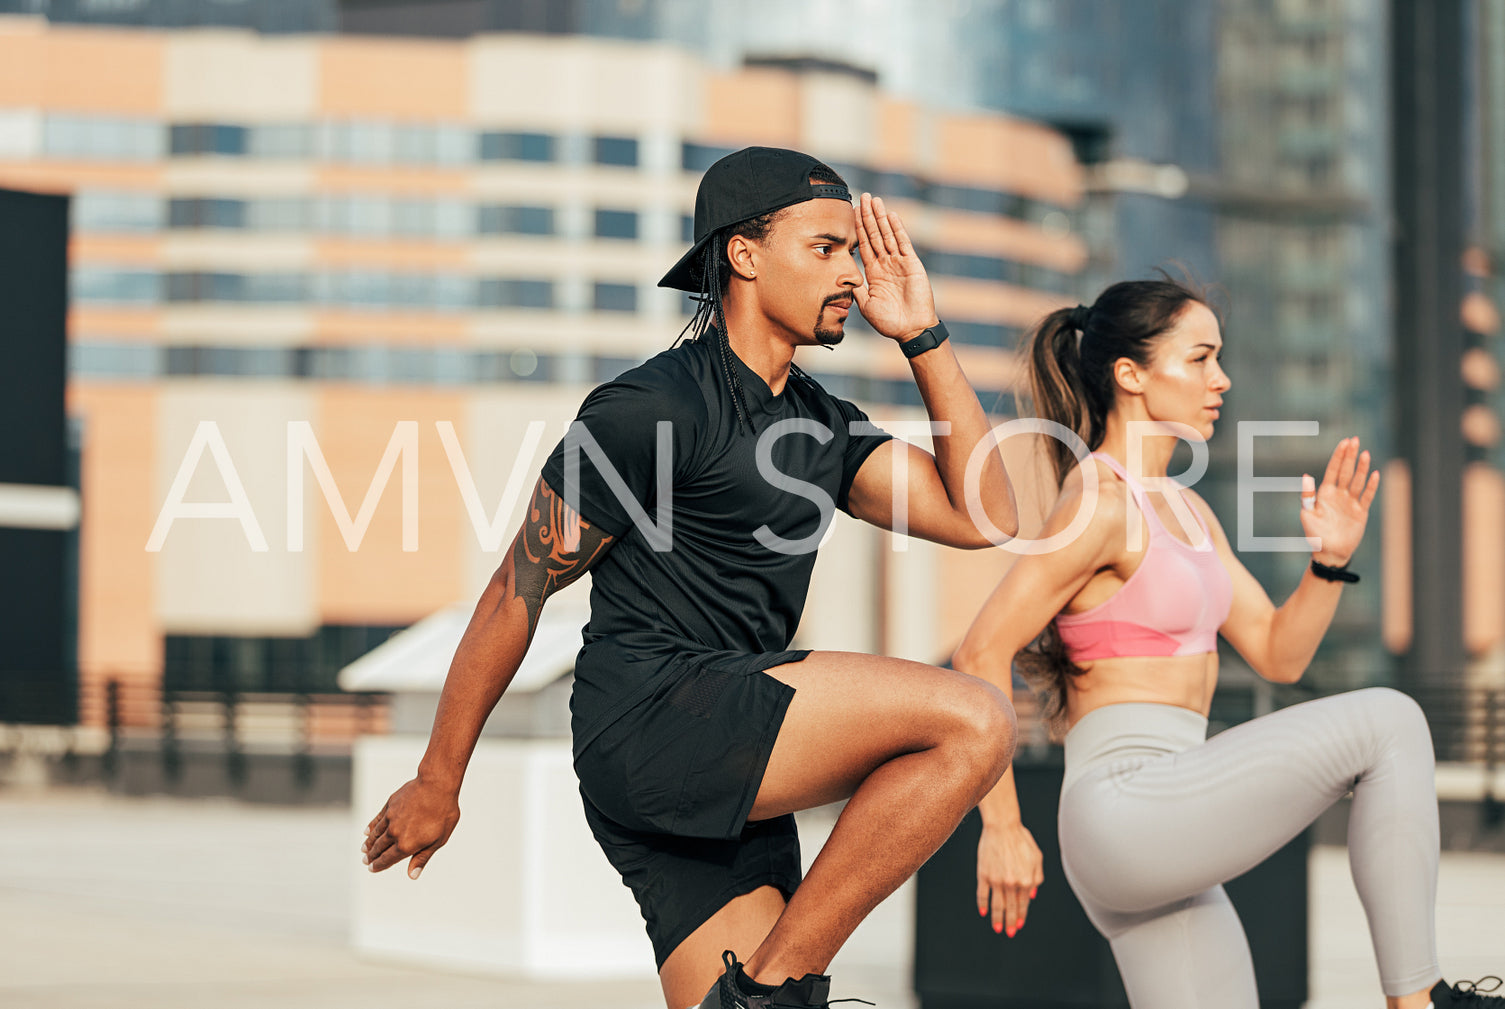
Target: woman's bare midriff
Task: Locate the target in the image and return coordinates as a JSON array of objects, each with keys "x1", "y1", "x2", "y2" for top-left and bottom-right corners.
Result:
[{"x1": 1063, "y1": 652, "x2": 1219, "y2": 730}]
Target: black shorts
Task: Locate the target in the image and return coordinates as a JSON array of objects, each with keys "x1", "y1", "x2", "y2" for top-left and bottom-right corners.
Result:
[{"x1": 574, "y1": 648, "x2": 810, "y2": 968}]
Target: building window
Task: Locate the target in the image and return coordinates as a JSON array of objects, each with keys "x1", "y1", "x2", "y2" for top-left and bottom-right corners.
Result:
[
  {"x1": 433, "y1": 201, "x2": 472, "y2": 239},
  {"x1": 248, "y1": 197, "x2": 313, "y2": 232},
  {"x1": 593, "y1": 208, "x2": 639, "y2": 240},
  {"x1": 947, "y1": 320, "x2": 1019, "y2": 347},
  {"x1": 874, "y1": 171, "x2": 922, "y2": 201},
  {"x1": 69, "y1": 342, "x2": 165, "y2": 380},
  {"x1": 322, "y1": 122, "x2": 397, "y2": 164},
  {"x1": 925, "y1": 183, "x2": 1025, "y2": 217},
  {"x1": 165, "y1": 272, "x2": 307, "y2": 303},
  {"x1": 1019, "y1": 263, "x2": 1074, "y2": 294},
  {"x1": 477, "y1": 204, "x2": 556, "y2": 236},
  {"x1": 392, "y1": 125, "x2": 433, "y2": 164},
  {"x1": 478, "y1": 130, "x2": 555, "y2": 162},
  {"x1": 167, "y1": 198, "x2": 248, "y2": 230},
  {"x1": 73, "y1": 192, "x2": 162, "y2": 232},
  {"x1": 593, "y1": 282, "x2": 637, "y2": 312},
  {"x1": 827, "y1": 162, "x2": 872, "y2": 194},
  {"x1": 593, "y1": 356, "x2": 640, "y2": 382},
  {"x1": 477, "y1": 278, "x2": 556, "y2": 309},
  {"x1": 319, "y1": 195, "x2": 394, "y2": 236},
  {"x1": 44, "y1": 116, "x2": 163, "y2": 160},
  {"x1": 681, "y1": 142, "x2": 735, "y2": 172},
  {"x1": 391, "y1": 199, "x2": 437, "y2": 237},
  {"x1": 169, "y1": 123, "x2": 249, "y2": 156},
  {"x1": 71, "y1": 268, "x2": 161, "y2": 304},
  {"x1": 922, "y1": 250, "x2": 999, "y2": 282},
  {"x1": 248, "y1": 123, "x2": 315, "y2": 159},
  {"x1": 592, "y1": 135, "x2": 639, "y2": 167},
  {"x1": 164, "y1": 272, "x2": 243, "y2": 302}
]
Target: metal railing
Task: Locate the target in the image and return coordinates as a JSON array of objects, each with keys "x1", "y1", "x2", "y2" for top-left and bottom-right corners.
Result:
[{"x1": 101, "y1": 678, "x2": 387, "y2": 790}]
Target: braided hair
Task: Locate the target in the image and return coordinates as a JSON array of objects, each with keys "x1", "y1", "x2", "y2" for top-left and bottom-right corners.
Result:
[
  {"x1": 673, "y1": 232, "x2": 759, "y2": 431},
  {"x1": 672, "y1": 163, "x2": 848, "y2": 432}
]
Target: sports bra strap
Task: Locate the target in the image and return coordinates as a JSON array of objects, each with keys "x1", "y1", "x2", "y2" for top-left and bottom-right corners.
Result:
[
  {"x1": 1088, "y1": 452, "x2": 1154, "y2": 524},
  {"x1": 1088, "y1": 451, "x2": 1211, "y2": 543}
]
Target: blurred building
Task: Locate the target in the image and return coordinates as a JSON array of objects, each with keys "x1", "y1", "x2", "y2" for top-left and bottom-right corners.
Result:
[
  {"x1": 1210, "y1": 0, "x2": 1391, "y2": 691},
  {"x1": 0, "y1": 14, "x2": 1086, "y2": 733},
  {"x1": 14, "y1": 0, "x2": 1493, "y2": 749},
  {"x1": 0, "y1": 0, "x2": 335, "y2": 32},
  {"x1": 1458, "y1": 0, "x2": 1505, "y2": 688},
  {"x1": 933, "y1": 0, "x2": 1221, "y2": 292}
]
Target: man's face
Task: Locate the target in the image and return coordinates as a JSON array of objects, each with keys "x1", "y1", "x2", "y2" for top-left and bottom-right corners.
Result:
[{"x1": 743, "y1": 197, "x2": 862, "y2": 346}]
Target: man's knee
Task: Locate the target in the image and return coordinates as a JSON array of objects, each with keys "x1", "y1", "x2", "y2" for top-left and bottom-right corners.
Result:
[{"x1": 940, "y1": 677, "x2": 1016, "y2": 777}]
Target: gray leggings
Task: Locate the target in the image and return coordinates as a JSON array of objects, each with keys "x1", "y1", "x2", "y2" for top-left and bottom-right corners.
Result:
[{"x1": 1058, "y1": 689, "x2": 1441, "y2": 1008}]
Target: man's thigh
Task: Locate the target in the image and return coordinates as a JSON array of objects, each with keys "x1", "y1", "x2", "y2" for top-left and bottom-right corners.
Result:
[{"x1": 751, "y1": 650, "x2": 1010, "y2": 821}]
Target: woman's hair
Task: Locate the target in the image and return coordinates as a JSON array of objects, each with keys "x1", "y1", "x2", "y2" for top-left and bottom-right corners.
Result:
[
  {"x1": 1014, "y1": 273, "x2": 1215, "y2": 728},
  {"x1": 675, "y1": 162, "x2": 848, "y2": 431}
]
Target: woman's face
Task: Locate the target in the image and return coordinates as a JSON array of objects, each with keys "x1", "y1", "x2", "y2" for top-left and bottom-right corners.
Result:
[{"x1": 1131, "y1": 301, "x2": 1231, "y2": 441}]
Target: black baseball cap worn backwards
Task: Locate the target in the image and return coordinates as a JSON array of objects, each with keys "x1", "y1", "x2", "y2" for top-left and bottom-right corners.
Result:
[{"x1": 658, "y1": 146, "x2": 853, "y2": 293}]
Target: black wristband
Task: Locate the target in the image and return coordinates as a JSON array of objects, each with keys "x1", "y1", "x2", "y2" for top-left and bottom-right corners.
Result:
[
  {"x1": 899, "y1": 320, "x2": 949, "y2": 359},
  {"x1": 1310, "y1": 559, "x2": 1360, "y2": 583}
]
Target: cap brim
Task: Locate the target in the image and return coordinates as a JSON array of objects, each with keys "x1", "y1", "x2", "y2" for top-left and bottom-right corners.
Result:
[{"x1": 658, "y1": 234, "x2": 713, "y2": 292}]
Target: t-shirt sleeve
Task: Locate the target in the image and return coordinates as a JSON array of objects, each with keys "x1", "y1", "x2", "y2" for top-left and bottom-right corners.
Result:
[
  {"x1": 539, "y1": 372, "x2": 703, "y2": 539},
  {"x1": 834, "y1": 396, "x2": 894, "y2": 514}
]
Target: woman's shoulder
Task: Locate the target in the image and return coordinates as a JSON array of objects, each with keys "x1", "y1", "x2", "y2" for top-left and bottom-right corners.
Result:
[
  {"x1": 1046, "y1": 456, "x2": 1133, "y2": 547},
  {"x1": 1058, "y1": 455, "x2": 1132, "y2": 509}
]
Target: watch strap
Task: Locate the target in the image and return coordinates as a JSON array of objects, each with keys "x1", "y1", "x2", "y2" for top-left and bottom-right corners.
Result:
[
  {"x1": 899, "y1": 320, "x2": 949, "y2": 359},
  {"x1": 1310, "y1": 559, "x2": 1360, "y2": 583}
]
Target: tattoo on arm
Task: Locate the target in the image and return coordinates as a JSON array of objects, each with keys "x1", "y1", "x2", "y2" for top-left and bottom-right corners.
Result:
[{"x1": 510, "y1": 479, "x2": 614, "y2": 638}]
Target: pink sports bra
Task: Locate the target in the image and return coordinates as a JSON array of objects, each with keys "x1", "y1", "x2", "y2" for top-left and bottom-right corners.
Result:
[{"x1": 1054, "y1": 452, "x2": 1233, "y2": 663}]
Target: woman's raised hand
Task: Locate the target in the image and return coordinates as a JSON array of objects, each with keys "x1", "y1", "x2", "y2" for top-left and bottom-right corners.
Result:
[{"x1": 1299, "y1": 436, "x2": 1380, "y2": 566}]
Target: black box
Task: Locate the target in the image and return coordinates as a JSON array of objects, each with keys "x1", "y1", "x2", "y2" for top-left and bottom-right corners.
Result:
[{"x1": 914, "y1": 754, "x2": 1308, "y2": 1009}]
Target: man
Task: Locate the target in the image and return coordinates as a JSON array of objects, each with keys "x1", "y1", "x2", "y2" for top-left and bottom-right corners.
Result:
[{"x1": 360, "y1": 147, "x2": 1020, "y2": 1008}]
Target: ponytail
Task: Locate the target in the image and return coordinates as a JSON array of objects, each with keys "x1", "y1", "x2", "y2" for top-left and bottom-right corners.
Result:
[
  {"x1": 1014, "y1": 274, "x2": 1214, "y2": 731},
  {"x1": 1022, "y1": 306, "x2": 1109, "y2": 486}
]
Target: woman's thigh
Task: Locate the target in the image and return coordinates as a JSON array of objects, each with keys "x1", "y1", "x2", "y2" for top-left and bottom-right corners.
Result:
[{"x1": 1061, "y1": 689, "x2": 1419, "y2": 914}]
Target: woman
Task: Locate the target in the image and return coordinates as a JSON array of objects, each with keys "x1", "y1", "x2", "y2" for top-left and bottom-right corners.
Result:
[{"x1": 952, "y1": 278, "x2": 1502, "y2": 1009}]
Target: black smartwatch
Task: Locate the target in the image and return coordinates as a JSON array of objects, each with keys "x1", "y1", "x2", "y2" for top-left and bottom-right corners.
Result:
[{"x1": 899, "y1": 320, "x2": 949, "y2": 359}]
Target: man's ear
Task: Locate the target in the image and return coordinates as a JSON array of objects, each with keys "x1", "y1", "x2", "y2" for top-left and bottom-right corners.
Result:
[{"x1": 725, "y1": 233, "x2": 757, "y2": 282}]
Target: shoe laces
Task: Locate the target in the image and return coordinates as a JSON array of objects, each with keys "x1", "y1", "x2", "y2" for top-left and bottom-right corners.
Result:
[
  {"x1": 1450, "y1": 976, "x2": 1505, "y2": 1005},
  {"x1": 717, "y1": 952, "x2": 876, "y2": 1009}
]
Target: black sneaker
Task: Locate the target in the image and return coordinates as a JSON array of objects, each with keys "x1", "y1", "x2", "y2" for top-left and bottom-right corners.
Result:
[
  {"x1": 1433, "y1": 976, "x2": 1505, "y2": 1007},
  {"x1": 696, "y1": 950, "x2": 870, "y2": 1009}
]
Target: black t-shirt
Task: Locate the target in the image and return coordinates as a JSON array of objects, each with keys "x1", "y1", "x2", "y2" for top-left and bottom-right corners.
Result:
[{"x1": 539, "y1": 335, "x2": 893, "y2": 752}]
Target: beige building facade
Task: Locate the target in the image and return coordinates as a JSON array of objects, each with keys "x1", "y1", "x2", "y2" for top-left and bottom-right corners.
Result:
[{"x1": 0, "y1": 17, "x2": 1086, "y2": 728}]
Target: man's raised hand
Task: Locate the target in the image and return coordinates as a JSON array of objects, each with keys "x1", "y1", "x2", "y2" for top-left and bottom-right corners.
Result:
[{"x1": 852, "y1": 192, "x2": 940, "y2": 342}]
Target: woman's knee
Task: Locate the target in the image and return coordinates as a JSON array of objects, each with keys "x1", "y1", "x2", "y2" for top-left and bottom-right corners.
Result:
[
  {"x1": 1352, "y1": 687, "x2": 1434, "y2": 758},
  {"x1": 1356, "y1": 687, "x2": 1430, "y2": 733}
]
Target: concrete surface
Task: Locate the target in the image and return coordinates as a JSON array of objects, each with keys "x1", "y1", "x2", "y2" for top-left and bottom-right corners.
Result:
[{"x1": 0, "y1": 788, "x2": 1500, "y2": 1008}]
